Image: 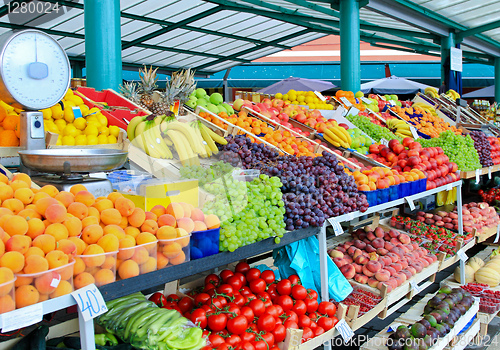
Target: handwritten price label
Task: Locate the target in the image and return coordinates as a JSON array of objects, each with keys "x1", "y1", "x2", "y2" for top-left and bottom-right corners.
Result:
[
  {"x1": 410, "y1": 280, "x2": 422, "y2": 294},
  {"x1": 410, "y1": 126, "x2": 419, "y2": 139},
  {"x1": 457, "y1": 249, "x2": 468, "y2": 262},
  {"x1": 328, "y1": 218, "x2": 343, "y2": 236},
  {"x1": 340, "y1": 97, "x2": 352, "y2": 107},
  {"x1": 71, "y1": 283, "x2": 107, "y2": 321},
  {"x1": 405, "y1": 197, "x2": 415, "y2": 211},
  {"x1": 314, "y1": 91, "x2": 326, "y2": 102},
  {"x1": 1, "y1": 303, "x2": 43, "y2": 332},
  {"x1": 335, "y1": 318, "x2": 354, "y2": 342},
  {"x1": 347, "y1": 107, "x2": 359, "y2": 117},
  {"x1": 476, "y1": 169, "x2": 481, "y2": 184}
]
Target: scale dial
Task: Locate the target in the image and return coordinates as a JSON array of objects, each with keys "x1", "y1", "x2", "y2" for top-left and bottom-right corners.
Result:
[{"x1": 0, "y1": 29, "x2": 70, "y2": 110}]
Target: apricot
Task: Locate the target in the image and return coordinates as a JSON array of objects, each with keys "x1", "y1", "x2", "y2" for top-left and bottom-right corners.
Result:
[
  {"x1": 162, "y1": 242, "x2": 182, "y2": 258},
  {"x1": 15, "y1": 275, "x2": 33, "y2": 287},
  {"x1": 97, "y1": 234, "x2": 119, "y2": 253},
  {"x1": 107, "y1": 191, "x2": 123, "y2": 204},
  {"x1": 139, "y1": 257, "x2": 157, "y2": 274},
  {"x1": 57, "y1": 239, "x2": 77, "y2": 258},
  {"x1": 73, "y1": 257, "x2": 85, "y2": 276},
  {"x1": 0, "y1": 267, "x2": 14, "y2": 296},
  {"x1": 55, "y1": 191, "x2": 74, "y2": 208},
  {"x1": 82, "y1": 224, "x2": 103, "y2": 244},
  {"x1": 82, "y1": 216, "x2": 99, "y2": 229},
  {"x1": 23, "y1": 255, "x2": 49, "y2": 274},
  {"x1": 6, "y1": 235, "x2": 31, "y2": 254},
  {"x1": 3, "y1": 215, "x2": 29, "y2": 236},
  {"x1": 49, "y1": 279, "x2": 73, "y2": 298},
  {"x1": 24, "y1": 247, "x2": 45, "y2": 258},
  {"x1": 0, "y1": 184, "x2": 13, "y2": 202},
  {"x1": 136, "y1": 232, "x2": 157, "y2": 245},
  {"x1": 118, "y1": 260, "x2": 139, "y2": 280},
  {"x1": 67, "y1": 202, "x2": 88, "y2": 220},
  {"x1": 131, "y1": 246, "x2": 149, "y2": 265},
  {"x1": 11, "y1": 173, "x2": 31, "y2": 187},
  {"x1": 158, "y1": 214, "x2": 176, "y2": 228},
  {"x1": 193, "y1": 221, "x2": 208, "y2": 232},
  {"x1": 38, "y1": 293, "x2": 49, "y2": 302},
  {"x1": 177, "y1": 217, "x2": 194, "y2": 233},
  {"x1": 100, "y1": 208, "x2": 121, "y2": 226},
  {"x1": 45, "y1": 223, "x2": 69, "y2": 241},
  {"x1": 34, "y1": 271, "x2": 60, "y2": 294},
  {"x1": 64, "y1": 216, "x2": 82, "y2": 237},
  {"x1": 145, "y1": 211, "x2": 157, "y2": 221},
  {"x1": 119, "y1": 215, "x2": 128, "y2": 229},
  {"x1": 117, "y1": 235, "x2": 135, "y2": 260},
  {"x1": 124, "y1": 226, "x2": 140, "y2": 239},
  {"x1": 46, "y1": 250, "x2": 69, "y2": 270},
  {"x1": 0, "y1": 174, "x2": 7, "y2": 184},
  {"x1": 87, "y1": 206, "x2": 100, "y2": 220},
  {"x1": 16, "y1": 284, "x2": 39, "y2": 308},
  {"x1": 157, "y1": 252, "x2": 169, "y2": 269},
  {"x1": 166, "y1": 203, "x2": 184, "y2": 219},
  {"x1": 68, "y1": 237, "x2": 87, "y2": 255},
  {"x1": 32, "y1": 191, "x2": 50, "y2": 204},
  {"x1": 2, "y1": 198, "x2": 24, "y2": 214},
  {"x1": 14, "y1": 188, "x2": 34, "y2": 205},
  {"x1": 58, "y1": 262, "x2": 74, "y2": 281},
  {"x1": 127, "y1": 208, "x2": 146, "y2": 228},
  {"x1": 74, "y1": 272, "x2": 95, "y2": 289},
  {"x1": 170, "y1": 251, "x2": 186, "y2": 265},
  {"x1": 93, "y1": 198, "x2": 113, "y2": 212},
  {"x1": 205, "y1": 214, "x2": 220, "y2": 229},
  {"x1": 74, "y1": 191, "x2": 95, "y2": 207},
  {"x1": 93, "y1": 268, "x2": 115, "y2": 287},
  {"x1": 35, "y1": 197, "x2": 59, "y2": 216},
  {"x1": 69, "y1": 184, "x2": 87, "y2": 196},
  {"x1": 40, "y1": 185, "x2": 59, "y2": 198},
  {"x1": 0, "y1": 294, "x2": 15, "y2": 313},
  {"x1": 45, "y1": 204, "x2": 67, "y2": 224},
  {"x1": 0, "y1": 208, "x2": 13, "y2": 217},
  {"x1": 9, "y1": 180, "x2": 29, "y2": 192},
  {"x1": 179, "y1": 202, "x2": 193, "y2": 218},
  {"x1": 176, "y1": 228, "x2": 190, "y2": 248},
  {"x1": 115, "y1": 197, "x2": 135, "y2": 217},
  {"x1": 101, "y1": 255, "x2": 116, "y2": 270},
  {"x1": 0, "y1": 228, "x2": 8, "y2": 244},
  {"x1": 190, "y1": 208, "x2": 205, "y2": 222},
  {"x1": 19, "y1": 208, "x2": 41, "y2": 221},
  {"x1": 33, "y1": 234, "x2": 56, "y2": 254},
  {"x1": 82, "y1": 244, "x2": 105, "y2": 267},
  {"x1": 156, "y1": 226, "x2": 177, "y2": 240},
  {"x1": 150, "y1": 204, "x2": 166, "y2": 218},
  {"x1": 141, "y1": 219, "x2": 158, "y2": 234}
]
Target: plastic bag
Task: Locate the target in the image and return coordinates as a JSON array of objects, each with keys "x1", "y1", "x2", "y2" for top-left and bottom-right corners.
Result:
[{"x1": 273, "y1": 236, "x2": 352, "y2": 302}]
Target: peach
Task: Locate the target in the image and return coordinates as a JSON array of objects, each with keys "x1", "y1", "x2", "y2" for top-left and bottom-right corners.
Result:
[
  {"x1": 362, "y1": 265, "x2": 375, "y2": 277},
  {"x1": 34, "y1": 271, "x2": 60, "y2": 294},
  {"x1": 340, "y1": 264, "x2": 355, "y2": 279},
  {"x1": 6, "y1": 235, "x2": 31, "y2": 254},
  {"x1": 150, "y1": 204, "x2": 166, "y2": 218},
  {"x1": 93, "y1": 268, "x2": 115, "y2": 287},
  {"x1": 156, "y1": 226, "x2": 177, "y2": 240},
  {"x1": 49, "y1": 280, "x2": 73, "y2": 298},
  {"x1": 3, "y1": 215, "x2": 28, "y2": 236},
  {"x1": 141, "y1": 219, "x2": 158, "y2": 234},
  {"x1": 177, "y1": 217, "x2": 194, "y2": 233},
  {"x1": 93, "y1": 198, "x2": 114, "y2": 212},
  {"x1": 97, "y1": 234, "x2": 119, "y2": 253},
  {"x1": 354, "y1": 274, "x2": 368, "y2": 284},
  {"x1": 74, "y1": 190, "x2": 95, "y2": 207},
  {"x1": 375, "y1": 269, "x2": 390, "y2": 282},
  {"x1": 352, "y1": 263, "x2": 362, "y2": 274},
  {"x1": 204, "y1": 214, "x2": 220, "y2": 229},
  {"x1": 118, "y1": 259, "x2": 140, "y2": 279},
  {"x1": 46, "y1": 250, "x2": 69, "y2": 269},
  {"x1": 367, "y1": 278, "x2": 379, "y2": 288},
  {"x1": 193, "y1": 221, "x2": 207, "y2": 232},
  {"x1": 82, "y1": 224, "x2": 103, "y2": 244},
  {"x1": 82, "y1": 244, "x2": 105, "y2": 267},
  {"x1": 158, "y1": 214, "x2": 176, "y2": 228},
  {"x1": 15, "y1": 284, "x2": 39, "y2": 308},
  {"x1": 366, "y1": 261, "x2": 382, "y2": 274},
  {"x1": 128, "y1": 208, "x2": 146, "y2": 228},
  {"x1": 55, "y1": 191, "x2": 74, "y2": 208},
  {"x1": 354, "y1": 255, "x2": 369, "y2": 265},
  {"x1": 385, "y1": 266, "x2": 397, "y2": 276},
  {"x1": 45, "y1": 223, "x2": 69, "y2": 241},
  {"x1": 190, "y1": 208, "x2": 205, "y2": 222},
  {"x1": 333, "y1": 258, "x2": 347, "y2": 268},
  {"x1": 166, "y1": 203, "x2": 184, "y2": 220},
  {"x1": 24, "y1": 255, "x2": 49, "y2": 274},
  {"x1": 398, "y1": 234, "x2": 411, "y2": 245}
]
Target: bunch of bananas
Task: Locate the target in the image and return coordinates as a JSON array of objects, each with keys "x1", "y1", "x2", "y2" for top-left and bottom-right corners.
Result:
[
  {"x1": 387, "y1": 118, "x2": 413, "y2": 139},
  {"x1": 413, "y1": 102, "x2": 439, "y2": 117},
  {"x1": 127, "y1": 115, "x2": 227, "y2": 166},
  {"x1": 424, "y1": 87, "x2": 439, "y2": 99},
  {"x1": 445, "y1": 89, "x2": 461, "y2": 101},
  {"x1": 324, "y1": 124, "x2": 351, "y2": 148}
]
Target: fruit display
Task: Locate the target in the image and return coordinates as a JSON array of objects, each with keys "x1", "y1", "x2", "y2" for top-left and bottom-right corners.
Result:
[
  {"x1": 478, "y1": 188, "x2": 500, "y2": 207},
  {"x1": 328, "y1": 226, "x2": 437, "y2": 294},
  {"x1": 385, "y1": 118, "x2": 414, "y2": 139},
  {"x1": 385, "y1": 285, "x2": 475, "y2": 350},
  {"x1": 488, "y1": 137, "x2": 500, "y2": 164},
  {"x1": 0, "y1": 100, "x2": 22, "y2": 147},
  {"x1": 469, "y1": 130, "x2": 493, "y2": 167},
  {"x1": 455, "y1": 251, "x2": 500, "y2": 288},
  {"x1": 346, "y1": 128, "x2": 374, "y2": 154},
  {"x1": 393, "y1": 104, "x2": 462, "y2": 137},
  {"x1": 219, "y1": 136, "x2": 368, "y2": 230},
  {"x1": 190, "y1": 89, "x2": 235, "y2": 116},
  {"x1": 167, "y1": 262, "x2": 339, "y2": 346},
  {"x1": 461, "y1": 283, "x2": 500, "y2": 314},
  {"x1": 180, "y1": 162, "x2": 285, "y2": 252},
  {"x1": 334, "y1": 286, "x2": 383, "y2": 316},
  {"x1": 278, "y1": 89, "x2": 334, "y2": 110},
  {"x1": 444, "y1": 89, "x2": 461, "y2": 101},
  {"x1": 323, "y1": 124, "x2": 352, "y2": 148},
  {"x1": 346, "y1": 114, "x2": 402, "y2": 142},
  {"x1": 128, "y1": 115, "x2": 227, "y2": 164},
  {"x1": 417, "y1": 131, "x2": 481, "y2": 171},
  {"x1": 424, "y1": 87, "x2": 440, "y2": 99},
  {"x1": 97, "y1": 292, "x2": 205, "y2": 350}
]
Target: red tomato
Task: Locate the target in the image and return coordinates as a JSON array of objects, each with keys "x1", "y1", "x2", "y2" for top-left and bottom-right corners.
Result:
[
  {"x1": 274, "y1": 305, "x2": 283, "y2": 315},
  {"x1": 318, "y1": 301, "x2": 336, "y2": 317},
  {"x1": 267, "y1": 286, "x2": 279, "y2": 301},
  {"x1": 209, "y1": 334, "x2": 226, "y2": 347},
  {"x1": 226, "y1": 335, "x2": 241, "y2": 347},
  {"x1": 166, "y1": 294, "x2": 180, "y2": 302},
  {"x1": 249, "y1": 279, "x2": 266, "y2": 294},
  {"x1": 164, "y1": 302, "x2": 181, "y2": 313},
  {"x1": 246, "y1": 294, "x2": 257, "y2": 302},
  {"x1": 178, "y1": 296, "x2": 194, "y2": 313},
  {"x1": 252, "y1": 340, "x2": 268, "y2": 350},
  {"x1": 241, "y1": 332, "x2": 256, "y2": 343},
  {"x1": 314, "y1": 327, "x2": 325, "y2": 337},
  {"x1": 227, "y1": 303, "x2": 241, "y2": 316},
  {"x1": 208, "y1": 313, "x2": 228, "y2": 332},
  {"x1": 235, "y1": 262, "x2": 251, "y2": 275},
  {"x1": 276, "y1": 295, "x2": 293, "y2": 311},
  {"x1": 283, "y1": 320, "x2": 298, "y2": 329},
  {"x1": 317, "y1": 317, "x2": 334, "y2": 331},
  {"x1": 298, "y1": 314, "x2": 311, "y2": 328},
  {"x1": 304, "y1": 297, "x2": 319, "y2": 314},
  {"x1": 216, "y1": 284, "x2": 234, "y2": 296},
  {"x1": 201, "y1": 304, "x2": 214, "y2": 313},
  {"x1": 239, "y1": 341, "x2": 255, "y2": 350},
  {"x1": 240, "y1": 306, "x2": 255, "y2": 323},
  {"x1": 310, "y1": 321, "x2": 317, "y2": 329},
  {"x1": 217, "y1": 343, "x2": 230, "y2": 350},
  {"x1": 276, "y1": 279, "x2": 292, "y2": 295},
  {"x1": 292, "y1": 300, "x2": 307, "y2": 315},
  {"x1": 233, "y1": 272, "x2": 247, "y2": 286},
  {"x1": 284, "y1": 310, "x2": 298, "y2": 323},
  {"x1": 306, "y1": 289, "x2": 318, "y2": 300},
  {"x1": 148, "y1": 292, "x2": 167, "y2": 307},
  {"x1": 245, "y1": 268, "x2": 261, "y2": 282},
  {"x1": 220, "y1": 270, "x2": 234, "y2": 283},
  {"x1": 261, "y1": 332, "x2": 275, "y2": 347},
  {"x1": 239, "y1": 286, "x2": 252, "y2": 297},
  {"x1": 233, "y1": 293, "x2": 247, "y2": 307},
  {"x1": 227, "y1": 276, "x2": 243, "y2": 291},
  {"x1": 205, "y1": 274, "x2": 221, "y2": 287},
  {"x1": 248, "y1": 299, "x2": 266, "y2": 316},
  {"x1": 190, "y1": 308, "x2": 207, "y2": 328},
  {"x1": 291, "y1": 285, "x2": 307, "y2": 300},
  {"x1": 257, "y1": 314, "x2": 276, "y2": 332},
  {"x1": 204, "y1": 284, "x2": 216, "y2": 293},
  {"x1": 227, "y1": 315, "x2": 249, "y2": 335},
  {"x1": 257, "y1": 291, "x2": 271, "y2": 302},
  {"x1": 288, "y1": 275, "x2": 300, "y2": 285},
  {"x1": 265, "y1": 305, "x2": 280, "y2": 318},
  {"x1": 301, "y1": 327, "x2": 313, "y2": 342},
  {"x1": 260, "y1": 270, "x2": 275, "y2": 284},
  {"x1": 331, "y1": 316, "x2": 339, "y2": 326},
  {"x1": 272, "y1": 324, "x2": 286, "y2": 343}
]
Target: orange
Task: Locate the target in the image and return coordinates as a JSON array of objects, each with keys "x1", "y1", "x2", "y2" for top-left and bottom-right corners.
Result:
[{"x1": 0, "y1": 130, "x2": 18, "y2": 147}]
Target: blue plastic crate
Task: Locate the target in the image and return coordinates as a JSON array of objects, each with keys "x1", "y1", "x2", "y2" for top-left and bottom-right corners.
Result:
[
  {"x1": 190, "y1": 228, "x2": 220, "y2": 260},
  {"x1": 388, "y1": 184, "x2": 399, "y2": 201}
]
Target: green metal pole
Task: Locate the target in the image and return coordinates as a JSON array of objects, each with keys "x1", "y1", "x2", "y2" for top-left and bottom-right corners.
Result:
[
  {"x1": 340, "y1": 0, "x2": 360, "y2": 92},
  {"x1": 495, "y1": 57, "x2": 500, "y2": 103},
  {"x1": 84, "y1": 0, "x2": 122, "y2": 90},
  {"x1": 440, "y1": 32, "x2": 454, "y2": 85}
]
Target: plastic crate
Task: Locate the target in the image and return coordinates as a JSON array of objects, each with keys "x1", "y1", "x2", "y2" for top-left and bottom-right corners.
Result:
[
  {"x1": 190, "y1": 228, "x2": 220, "y2": 259},
  {"x1": 157, "y1": 235, "x2": 191, "y2": 268},
  {"x1": 108, "y1": 170, "x2": 153, "y2": 194}
]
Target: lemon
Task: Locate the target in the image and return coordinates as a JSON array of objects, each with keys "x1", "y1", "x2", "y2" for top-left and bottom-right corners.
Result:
[
  {"x1": 64, "y1": 89, "x2": 74, "y2": 99},
  {"x1": 86, "y1": 115, "x2": 98, "y2": 123},
  {"x1": 64, "y1": 108, "x2": 75, "y2": 123},
  {"x1": 61, "y1": 135, "x2": 75, "y2": 146},
  {"x1": 51, "y1": 104, "x2": 64, "y2": 120},
  {"x1": 75, "y1": 135, "x2": 87, "y2": 145},
  {"x1": 97, "y1": 113, "x2": 108, "y2": 127},
  {"x1": 109, "y1": 125, "x2": 120, "y2": 138},
  {"x1": 275, "y1": 93, "x2": 283, "y2": 99},
  {"x1": 79, "y1": 105, "x2": 89, "y2": 114},
  {"x1": 84, "y1": 125, "x2": 99, "y2": 137},
  {"x1": 98, "y1": 126, "x2": 109, "y2": 136},
  {"x1": 291, "y1": 101, "x2": 299, "y2": 105},
  {"x1": 107, "y1": 135, "x2": 117, "y2": 144},
  {"x1": 48, "y1": 124, "x2": 59, "y2": 134},
  {"x1": 97, "y1": 134, "x2": 108, "y2": 144},
  {"x1": 56, "y1": 137, "x2": 62, "y2": 146},
  {"x1": 282, "y1": 94, "x2": 288, "y2": 101},
  {"x1": 87, "y1": 135, "x2": 98, "y2": 145},
  {"x1": 67, "y1": 95, "x2": 84, "y2": 105},
  {"x1": 87, "y1": 121, "x2": 101, "y2": 129},
  {"x1": 41, "y1": 108, "x2": 52, "y2": 120},
  {"x1": 74, "y1": 129, "x2": 82, "y2": 136},
  {"x1": 85, "y1": 107, "x2": 100, "y2": 117},
  {"x1": 63, "y1": 124, "x2": 78, "y2": 137},
  {"x1": 308, "y1": 103, "x2": 316, "y2": 109},
  {"x1": 73, "y1": 117, "x2": 87, "y2": 131}
]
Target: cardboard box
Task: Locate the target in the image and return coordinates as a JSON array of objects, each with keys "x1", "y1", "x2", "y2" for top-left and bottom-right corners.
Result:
[{"x1": 121, "y1": 179, "x2": 199, "y2": 211}]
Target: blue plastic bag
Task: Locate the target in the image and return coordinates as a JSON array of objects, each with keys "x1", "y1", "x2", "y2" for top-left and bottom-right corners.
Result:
[{"x1": 273, "y1": 236, "x2": 352, "y2": 302}]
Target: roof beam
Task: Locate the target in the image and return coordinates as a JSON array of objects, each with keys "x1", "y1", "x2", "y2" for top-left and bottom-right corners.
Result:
[
  {"x1": 122, "y1": 7, "x2": 221, "y2": 49},
  {"x1": 456, "y1": 20, "x2": 500, "y2": 42}
]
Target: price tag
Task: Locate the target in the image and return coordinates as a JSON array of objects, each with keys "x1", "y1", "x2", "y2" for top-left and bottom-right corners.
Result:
[
  {"x1": 410, "y1": 126, "x2": 419, "y2": 139},
  {"x1": 380, "y1": 138, "x2": 389, "y2": 146},
  {"x1": 328, "y1": 218, "x2": 343, "y2": 236},
  {"x1": 347, "y1": 107, "x2": 359, "y2": 117},
  {"x1": 360, "y1": 97, "x2": 372, "y2": 105},
  {"x1": 387, "y1": 323, "x2": 403, "y2": 332},
  {"x1": 489, "y1": 167, "x2": 492, "y2": 179},
  {"x1": 473, "y1": 296, "x2": 481, "y2": 304},
  {"x1": 71, "y1": 283, "x2": 107, "y2": 322},
  {"x1": 494, "y1": 225, "x2": 500, "y2": 244},
  {"x1": 457, "y1": 249, "x2": 468, "y2": 262},
  {"x1": 476, "y1": 169, "x2": 481, "y2": 184},
  {"x1": 335, "y1": 318, "x2": 354, "y2": 343},
  {"x1": 446, "y1": 183, "x2": 453, "y2": 191},
  {"x1": 1, "y1": 303, "x2": 43, "y2": 332},
  {"x1": 73, "y1": 107, "x2": 83, "y2": 119},
  {"x1": 410, "y1": 280, "x2": 422, "y2": 294},
  {"x1": 388, "y1": 100, "x2": 396, "y2": 106},
  {"x1": 340, "y1": 97, "x2": 352, "y2": 107},
  {"x1": 405, "y1": 197, "x2": 415, "y2": 211},
  {"x1": 314, "y1": 91, "x2": 326, "y2": 102}
]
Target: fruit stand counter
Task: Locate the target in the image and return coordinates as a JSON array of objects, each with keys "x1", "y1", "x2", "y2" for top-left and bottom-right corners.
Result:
[{"x1": 459, "y1": 164, "x2": 500, "y2": 180}]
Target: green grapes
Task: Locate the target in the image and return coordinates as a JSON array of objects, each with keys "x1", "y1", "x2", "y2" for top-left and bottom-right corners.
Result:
[
  {"x1": 417, "y1": 131, "x2": 482, "y2": 171},
  {"x1": 346, "y1": 114, "x2": 402, "y2": 142},
  {"x1": 180, "y1": 164, "x2": 286, "y2": 252}
]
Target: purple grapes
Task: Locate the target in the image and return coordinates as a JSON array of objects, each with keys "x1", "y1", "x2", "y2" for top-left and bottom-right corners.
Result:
[{"x1": 469, "y1": 130, "x2": 493, "y2": 167}]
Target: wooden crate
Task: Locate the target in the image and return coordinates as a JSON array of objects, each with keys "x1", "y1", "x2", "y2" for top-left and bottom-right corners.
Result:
[
  {"x1": 459, "y1": 164, "x2": 500, "y2": 179},
  {"x1": 0, "y1": 146, "x2": 21, "y2": 167},
  {"x1": 476, "y1": 224, "x2": 499, "y2": 244}
]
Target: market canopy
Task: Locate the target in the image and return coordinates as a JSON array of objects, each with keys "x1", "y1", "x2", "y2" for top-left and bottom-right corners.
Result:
[
  {"x1": 360, "y1": 75, "x2": 432, "y2": 95},
  {"x1": 463, "y1": 85, "x2": 495, "y2": 98},
  {"x1": 257, "y1": 77, "x2": 335, "y2": 94}
]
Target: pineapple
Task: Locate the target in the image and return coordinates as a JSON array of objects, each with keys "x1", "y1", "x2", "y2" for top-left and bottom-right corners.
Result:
[
  {"x1": 163, "y1": 68, "x2": 196, "y2": 115},
  {"x1": 137, "y1": 66, "x2": 158, "y2": 110},
  {"x1": 119, "y1": 82, "x2": 139, "y2": 104}
]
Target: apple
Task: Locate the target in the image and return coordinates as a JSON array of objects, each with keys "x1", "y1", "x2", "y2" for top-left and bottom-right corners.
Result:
[{"x1": 388, "y1": 139, "x2": 400, "y2": 151}]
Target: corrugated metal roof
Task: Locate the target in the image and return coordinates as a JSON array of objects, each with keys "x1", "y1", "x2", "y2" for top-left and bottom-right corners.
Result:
[{"x1": 0, "y1": 0, "x2": 498, "y2": 75}]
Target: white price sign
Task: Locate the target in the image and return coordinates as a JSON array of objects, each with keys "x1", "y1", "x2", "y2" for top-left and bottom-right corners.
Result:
[
  {"x1": 476, "y1": 169, "x2": 481, "y2": 184},
  {"x1": 387, "y1": 323, "x2": 402, "y2": 333},
  {"x1": 405, "y1": 197, "x2": 415, "y2": 211},
  {"x1": 494, "y1": 225, "x2": 500, "y2": 244},
  {"x1": 314, "y1": 91, "x2": 326, "y2": 102},
  {"x1": 446, "y1": 183, "x2": 453, "y2": 191},
  {"x1": 410, "y1": 126, "x2": 419, "y2": 139},
  {"x1": 340, "y1": 97, "x2": 352, "y2": 107},
  {"x1": 489, "y1": 167, "x2": 492, "y2": 179},
  {"x1": 457, "y1": 249, "x2": 468, "y2": 262},
  {"x1": 360, "y1": 97, "x2": 372, "y2": 105},
  {"x1": 380, "y1": 138, "x2": 389, "y2": 146},
  {"x1": 71, "y1": 283, "x2": 107, "y2": 321},
  {"x1": 328, "y1": 218, "x2": 343, "y2": 236},
  {"x1": 335, "y1": 318, "x2": 354, "y2": 343},
  {"x1": 347, "y1": 107, "x2": 359, "y2": 117},
  {"x1": 1, "y1": 303, "x2": 43, "y2": 332},
  {"x1": 388, "y1": 100, "x2": 396, "y2": 106},
  {"x1": 410, "y1": 280, "x2": 422, "y2": 294}
]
